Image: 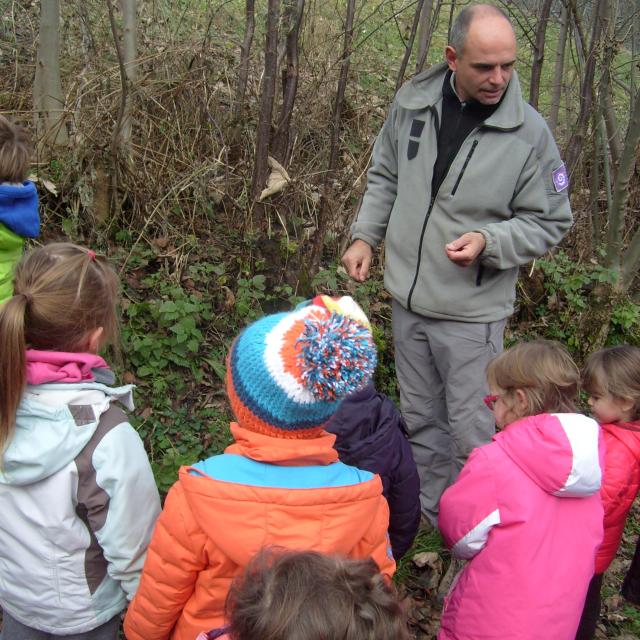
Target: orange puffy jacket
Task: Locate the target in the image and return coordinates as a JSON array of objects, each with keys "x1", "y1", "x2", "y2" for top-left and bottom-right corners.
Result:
[
  {"x1": 595, "y1": 420, "x2": 640, "y2": 574},
  {"x1": 123, "y1": 424, "x2": 395, "y2": 640}
]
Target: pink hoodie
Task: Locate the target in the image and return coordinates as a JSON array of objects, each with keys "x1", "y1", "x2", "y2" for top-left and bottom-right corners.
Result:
[
  {"x1": 438, "y1": 413, "x2": 603, "y2": 640},
  {"x1": 25, "y1": 350, "x2": 109, "y2": 384}
]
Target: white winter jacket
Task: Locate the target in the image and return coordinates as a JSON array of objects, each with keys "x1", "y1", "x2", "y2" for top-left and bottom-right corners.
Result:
[{"x1": 0, "y1": 377, "x2": 160, "y2": 634}]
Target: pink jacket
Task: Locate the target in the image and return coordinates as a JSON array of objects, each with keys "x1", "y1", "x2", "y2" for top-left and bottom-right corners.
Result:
[{"x1": 438, "y1": 413, "x2": 604, "y2": 640}]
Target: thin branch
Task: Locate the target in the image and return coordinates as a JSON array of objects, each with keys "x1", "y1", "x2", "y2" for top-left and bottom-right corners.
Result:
[{"x1": 106, "y1": 0, "x2": 128, "y2": 162}]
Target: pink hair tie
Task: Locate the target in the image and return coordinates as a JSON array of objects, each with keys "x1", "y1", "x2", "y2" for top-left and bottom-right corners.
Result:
[{"x1": 87, "y1": 250, "x2": 97, "y2": 261}]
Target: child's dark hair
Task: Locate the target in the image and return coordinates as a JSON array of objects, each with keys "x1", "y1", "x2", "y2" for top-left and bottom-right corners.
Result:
[
  {"x1": 0, "y1": 115, "x2": 31, "y2": 183},
  {"x1": 487, "y1": 340, "x2": 579, "y2": 418},
  {"x1": 0, "y1": 243, "x2": 119, "y2": 452},
  {"x1": 583, "y1": 345, "x2": 640, "y2": 420},
  {"x1": 224, "y1": 549, "x2": 409, "y2": 640}
]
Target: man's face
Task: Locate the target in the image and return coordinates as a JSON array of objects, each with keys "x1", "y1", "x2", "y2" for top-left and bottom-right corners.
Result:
[{"x1": 445, "y1": 15, "x2": 517, "y2": 105}]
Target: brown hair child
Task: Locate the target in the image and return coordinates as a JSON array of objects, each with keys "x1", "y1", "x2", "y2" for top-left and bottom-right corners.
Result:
[
  {"x1": 0, "y1": 114, "x2": 39, "y2": 303},
  {"x1": 202, "y1": 549, "x2": 410, "y2": 640}
]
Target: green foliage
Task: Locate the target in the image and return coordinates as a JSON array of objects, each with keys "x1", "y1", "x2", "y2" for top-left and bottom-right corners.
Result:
[
  {"x1": 123, "y1": 277, "x2": 210, "y2": 381},
  {"x1": 531, "y1": 251, "x2": 639, "y2": 351},
  {"x1": 117, "y1": 250, "x2": 234, "y2": 492},
  {"x1": 235, "y1": 273, "x2": 267, "y2": 320},
  {"x1": 134, "y1": 405, "x2": 232, "y2": 494},
  {"x1": 610, "y1": 300, "x2": 640, "y2": 346}
]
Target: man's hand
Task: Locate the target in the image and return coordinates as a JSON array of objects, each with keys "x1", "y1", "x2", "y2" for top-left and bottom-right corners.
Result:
[
  {"x1": 341, "y1": 239, "x2": 373, "y2": 282},
  {"x1": 445, "y1": 232, "x2": 486, "y2": 267}
]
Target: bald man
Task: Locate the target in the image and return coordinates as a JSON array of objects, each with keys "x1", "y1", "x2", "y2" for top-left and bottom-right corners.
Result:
[{"x1": 342, "y1": 5, "x2": 572, "y2": 526}]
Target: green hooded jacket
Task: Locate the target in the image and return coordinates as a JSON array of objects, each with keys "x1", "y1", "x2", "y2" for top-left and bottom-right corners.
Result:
[{"x1": 0, "y1": 222, "x2": 23, "y2": 303}]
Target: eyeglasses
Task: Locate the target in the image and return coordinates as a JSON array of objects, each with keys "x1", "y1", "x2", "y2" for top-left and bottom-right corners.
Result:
[{"x1": 483, "y1": 394, "x2": 500, "y2": 411}]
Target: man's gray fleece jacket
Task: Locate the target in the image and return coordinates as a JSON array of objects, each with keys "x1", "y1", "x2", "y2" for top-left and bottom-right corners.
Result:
[{"x1": 351, "y1": 63, "x2": 572, "y2": 322}]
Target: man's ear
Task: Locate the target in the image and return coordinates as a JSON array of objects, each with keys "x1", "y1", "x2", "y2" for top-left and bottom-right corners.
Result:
[
  {"x1": 445, "y1": 45, "x2": 458, "y2": 72},
  {"x1": 85, "y1": 327, "x2": 105, "y2": 354}
]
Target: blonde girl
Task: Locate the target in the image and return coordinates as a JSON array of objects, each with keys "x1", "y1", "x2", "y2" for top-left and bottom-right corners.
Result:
[
  {"x1": 438, "y1": 340, "x2": 603, "y2": 640},
  {"x1": 0, "y1": 243, "x2": 160, "y2": 640},
  {"x1": 576, "y1": 345, "x2": 640, "y2": 640}
]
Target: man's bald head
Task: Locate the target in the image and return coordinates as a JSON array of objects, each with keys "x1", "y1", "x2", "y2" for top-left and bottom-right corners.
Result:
[
  {"x1": 449, "y1": 4, "x2": 514, "y2": 55},
  {"x1": 444, "y1": 4, "x2": 517, "y2": 104}
]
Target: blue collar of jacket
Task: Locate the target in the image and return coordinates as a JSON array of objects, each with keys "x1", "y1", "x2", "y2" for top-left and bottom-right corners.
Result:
[
  {"x1": 395, "y1": 62, "x2": 525, "y2": 131},
  {"x1": 0, "y1": 181, "x2": 40, "y2": 238}
]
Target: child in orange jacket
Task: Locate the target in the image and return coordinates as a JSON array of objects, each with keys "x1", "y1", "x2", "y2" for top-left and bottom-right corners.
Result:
[{"x1": 124, "y1": 296, "x2": 395, "y2": 640}]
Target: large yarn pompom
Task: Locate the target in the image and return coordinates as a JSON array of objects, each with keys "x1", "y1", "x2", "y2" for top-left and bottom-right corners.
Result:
[{"x1": 296, "y1": 312, "x2": 377, "y2": 401}]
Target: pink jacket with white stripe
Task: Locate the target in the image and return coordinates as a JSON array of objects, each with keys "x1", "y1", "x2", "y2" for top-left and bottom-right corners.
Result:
[{"x1": 438, "y1": 413, "x2": 604, "y2": 640}]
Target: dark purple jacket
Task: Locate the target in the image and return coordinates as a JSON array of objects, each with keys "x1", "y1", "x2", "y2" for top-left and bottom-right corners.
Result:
[{"x1": 325, "y1": 384, "x2": 421, "y2": 559}]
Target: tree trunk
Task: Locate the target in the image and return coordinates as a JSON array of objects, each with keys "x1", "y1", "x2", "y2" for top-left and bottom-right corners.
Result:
[
  {"x1": 567, "y1": 0, "x2": 587, "y2": 64},
  {"x1": 599, "y1": 25, "x2": 622, "y2": 173},
  {"x1": 446, "y1": 0, "x2": 456, "y2": 43},
  {"x1": 415, "y1": 0, "x2": 433, "y2": 73},
  {"x1": 271, "y1": 0, "x2": 305, "y2": 165},
  {"x1": 608, "y1": 91, "x2": 640, "y2": 286},
  {"x1": 599, "y1": 115, "x2": 613, "y2": 215},
  {"x1": 106, "y1": 0, "x2": 129, "y2": 166},
  {"x1": 250, "y1": 0, "x2": 280, "y2": 208},
  {"x1": 528, "y1": 0, "x2": 553, "y2": 109},
  {"x1": 33, "y1": 0, "x2": 68, "y2": 148},
  {"x1": 589, "y1": 107, "x2": 601, "y2": 250},
  {"x1": 308, "y1": 0, "x2": 356, "y2": 277},
  {"x1": 118, "y1": 0, "x2": 137, "y2": 151},
  {"x1": 631, "y1": 2, "x2": 638, "y2": 114},
  {"x1": 395, "y1": 0, "x2": 424, "y2": 91},
  {"x1": 564, "y1": 0, "x2": 609, "y2": 182},
  {"x1": 549, "y1": 2, "x2": 568, "y2": 135},
  {"x1": 416, "y1": 0, "x2": 442, "y2": 74},
  {"x1": 234, "y1": 0, "x2": 255, "y2": 121}
]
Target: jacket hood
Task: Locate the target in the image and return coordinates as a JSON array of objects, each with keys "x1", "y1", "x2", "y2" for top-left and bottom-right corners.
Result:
[
  {"x1": 396, "y1": 62, "x2": 524, "y2": 130},
  {"x1": 601, "y1": 420, "x2": 640, "y2": 464},
  {"x1": 0, "y1": 382, "x2": 134, "y2": 486},
  {"x1": 494, "y1": 413, "x2": 601, "y2": 497},
  {"x1": 0, "y1": 181, "x2": 40, "y2": 238},
  {"x1": 177, "y1": 424, "x2": 384, "y2": 568},
  {"x1": 325, "y1": 384, "x2": 400, "y2": 460}
]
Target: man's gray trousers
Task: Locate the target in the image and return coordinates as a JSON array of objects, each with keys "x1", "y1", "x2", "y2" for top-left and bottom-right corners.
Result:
[{"x1": 392, "y1": 299, "x2": 505, "y2": 524}]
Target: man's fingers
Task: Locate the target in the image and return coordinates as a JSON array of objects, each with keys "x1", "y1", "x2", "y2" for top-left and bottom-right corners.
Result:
[
  {"x1": 357, "y1": 255, "x2": 371, "y2": 281},
  {"x1": 341, "y1": 240, "x2": 373, "y2": 282},
  {"x1": 445, "y1": 238, "x2": 467, "y2": 251}
]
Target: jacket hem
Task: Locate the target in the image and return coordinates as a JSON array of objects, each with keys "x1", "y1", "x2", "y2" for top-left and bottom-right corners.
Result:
[
  {"x1": 1, "y1": 600, "x2": 125, "y2": 635},
  {"x1": 389, "y1": 293, "x2": 512, "y2": 323}
]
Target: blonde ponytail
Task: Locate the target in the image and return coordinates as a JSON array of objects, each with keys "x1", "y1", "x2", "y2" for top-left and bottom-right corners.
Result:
[{"x1": 0, "y1": 294, "x2": 29, "y2": 452}]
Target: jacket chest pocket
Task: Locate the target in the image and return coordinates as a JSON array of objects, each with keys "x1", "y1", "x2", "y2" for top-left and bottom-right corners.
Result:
[
  {"x1": 450, "y1": 140, "x2": 478, "y2": 196},
  {"x1": 407, "y1": 118, "x2": 426, "y2": 160}
]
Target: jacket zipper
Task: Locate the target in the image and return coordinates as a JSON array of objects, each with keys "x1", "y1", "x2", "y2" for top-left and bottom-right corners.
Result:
[
  {"x1": 451, "y1": 140, "x2": 478, "y2": 196},
  {"x1": 407, "y1": 106, "x2": 439, "y2": 312},
  {"x1": 407, "y1": 120, "x2": 480, "y2": 311}
]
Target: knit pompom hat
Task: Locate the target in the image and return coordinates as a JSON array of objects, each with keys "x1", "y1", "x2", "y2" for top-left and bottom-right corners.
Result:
[{"x1": 226, "y1": 295, "x2": 377, "y2": 439}]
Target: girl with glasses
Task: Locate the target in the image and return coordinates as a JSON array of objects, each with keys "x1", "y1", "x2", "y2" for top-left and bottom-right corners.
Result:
[{"x1": 437, "y1": 340, "x2": 603, "y2": 640}]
